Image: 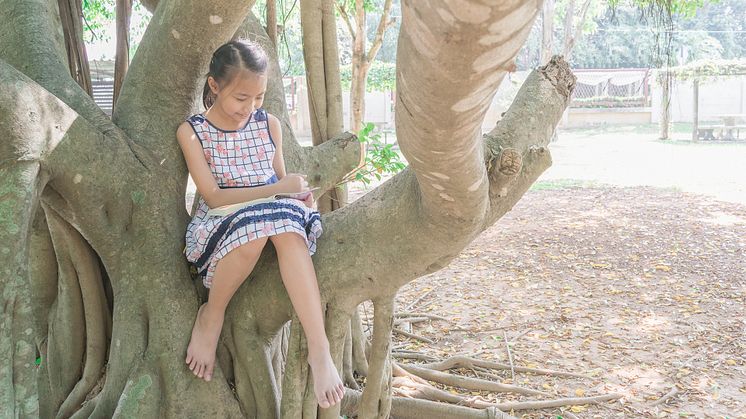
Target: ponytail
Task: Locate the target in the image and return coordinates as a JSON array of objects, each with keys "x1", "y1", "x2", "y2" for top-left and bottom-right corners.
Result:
[
  {"x1": 202, "y1": 78, "x2": 216, "y2": 109},
  {"x1": 201, "y1": 39, "x2": 268, "y2": 110}
]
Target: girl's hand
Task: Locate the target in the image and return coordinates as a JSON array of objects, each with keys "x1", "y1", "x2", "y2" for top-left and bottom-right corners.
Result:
[
  {"x1": 276, "y1": 173, "x2": 309, "y2": 194},
  {"x1": 302, "y1": 191, "x2": 316, "y2": 209}
]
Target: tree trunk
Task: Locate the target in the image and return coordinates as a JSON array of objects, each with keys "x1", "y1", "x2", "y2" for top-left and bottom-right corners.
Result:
[
  {"x1": 541, "y1": 0, "x2": 555, "y2": 64},
  {"x1": 1, "y1": 1, "x2": 574, "y2": 417},
  {"x1": 659, "y1": 71, "x2": 671, "y2": 140},
  {"x1": 57, "y1": 0, "x2": 92, "y2": 95},
  {"x1": 113, "y1": 0, "x2": 132, "y2": 106},
  {"x1": 301, "y1": 0, "x2": 349, "y2": 213},
  {"x1": 562, "y1": 0, "x2": 592, "y2": 61},
  {"x1": 266, "y1": 0, "x2": 277, "y2": 47}
]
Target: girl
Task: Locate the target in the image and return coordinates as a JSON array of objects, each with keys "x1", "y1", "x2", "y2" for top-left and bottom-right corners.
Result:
[{"x1": 177, "y1": 40, "x2": 344, "y2": 409}]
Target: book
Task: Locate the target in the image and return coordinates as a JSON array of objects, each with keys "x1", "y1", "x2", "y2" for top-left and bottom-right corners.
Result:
[{"x1": 206, "y1": 189, "x2": 318, "y2": 217}]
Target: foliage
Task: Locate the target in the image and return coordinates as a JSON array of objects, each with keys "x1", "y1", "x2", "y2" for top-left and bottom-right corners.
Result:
[
  {"x1": 342, "y1": 122, "x2": 407, "y2": 185},
  {"x1": 571, "y1": 95, "x2": 648, "y2": 107},
  {"x1": 82, "y1": 0, "x2": 115, "y2": 43},
  {"x1": 82, "y1": 0, "x2": 151, "y2": 58},
  {"x1": 654, "y1": 58, "x2": 746, "y2": 83},
  {"x1": 339, "y1": 61, "x2": 396, "y2": 91},
  {"x1": 253, "y1": 0, "x2": 306, "y2": 76},
  {"x1": 518, "y1": 0, "x2": 739, "y2": 70}
]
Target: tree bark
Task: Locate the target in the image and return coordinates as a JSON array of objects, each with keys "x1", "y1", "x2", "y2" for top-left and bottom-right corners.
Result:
[
  {"x1": 541, "y1": 0, "x2": 555, "y2": 64},
  {"x1": 113, "y1": 0, "x2": 132, "y2": 106},
  {"x1": 301, "y1": 0, "x2": 349, "y2": 212},
  {"x1": 57, "y1": 0, "x2": 92, "y2": 95},
  {"x1": 266, "y1": 0, "x2": 277, "y2": 47},
  {"x1": 0, "y1": 1, "x2": 576, "y2": 417}
]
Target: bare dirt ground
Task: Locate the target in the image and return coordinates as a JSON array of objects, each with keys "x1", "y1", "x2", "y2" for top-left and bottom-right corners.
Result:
[{"x1": 353, "y1": 125, "x2": 746, "y2": 418}]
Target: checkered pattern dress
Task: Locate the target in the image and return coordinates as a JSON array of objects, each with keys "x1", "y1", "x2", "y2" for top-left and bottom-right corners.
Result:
[{"x1": 184, "y1": 108, "x2": 322, "y2": 288}]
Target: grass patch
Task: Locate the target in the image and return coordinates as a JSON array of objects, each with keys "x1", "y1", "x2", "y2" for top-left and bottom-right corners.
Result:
[{"x1": 530, "y1": 179, "x2": 600, "y2": 191}]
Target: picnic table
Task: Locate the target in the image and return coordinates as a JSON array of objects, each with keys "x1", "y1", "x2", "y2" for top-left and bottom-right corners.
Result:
[{"x1": 697, "y1": 114, "x2": 746, "y2": 140}]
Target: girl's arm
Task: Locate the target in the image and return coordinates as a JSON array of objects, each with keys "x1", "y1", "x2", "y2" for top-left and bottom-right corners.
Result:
[
  {"x1": 176, "y1": 122, "x2": 303, "y2": 209},
  {"x1": 268, "y1": 114, "x2": 315, "y2": 208},
  {"x1": 268, "y1": 114, "x2": 286, "y2": 179}
]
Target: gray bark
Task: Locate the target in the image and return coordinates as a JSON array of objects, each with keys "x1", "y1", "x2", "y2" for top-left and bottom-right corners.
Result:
[{"x1": 0, "y1": 0, "x2": 574, "y2": 417}]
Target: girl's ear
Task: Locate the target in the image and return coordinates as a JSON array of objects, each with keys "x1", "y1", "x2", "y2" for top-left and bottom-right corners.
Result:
[{"x1": 208, "y1": 76, "x2": 220, "y2": 95}]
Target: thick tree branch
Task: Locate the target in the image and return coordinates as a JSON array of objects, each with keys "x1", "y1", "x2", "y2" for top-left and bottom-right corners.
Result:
[
  {"x1": 337, "y1": 2, "x2": 357, "y2": 39},
  {"x1": 359, "y1": 297, "x2": 394, "y2": 419},
  {"x1": 367, "y1": 0, "x2": 394, "y2": 63},
  {"x1": 0, "y1": 163, "x2": 44, "y2": 419},
  {"x1": 0, "y1": 59, "x2": 156, "y2": 253},
  {"x1": 0, "y1": 0, "x2": 113, "y2": 131},
  {"x1": 395, "y1": 0, "x2": 539, "y2": 228}
]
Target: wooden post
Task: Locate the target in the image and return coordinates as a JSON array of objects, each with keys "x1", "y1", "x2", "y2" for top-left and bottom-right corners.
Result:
[{"x1": 692, "y1": 78, "x2": 699, "y2": 141}]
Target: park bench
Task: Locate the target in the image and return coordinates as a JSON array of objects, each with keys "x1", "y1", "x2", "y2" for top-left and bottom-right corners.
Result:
[{"x1": 696, "y1": 124, "x2": 724, "y2": 140}]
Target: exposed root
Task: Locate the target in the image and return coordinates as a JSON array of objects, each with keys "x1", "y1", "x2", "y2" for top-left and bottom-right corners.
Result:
[
  {"x1": 650, "y1": 385, "x2": 679, "y2": 407},
  {"x1": 393, "y1": 328, "x2": 434, "y2": 344},
  {"x1": 230, "y1": 323, "x2": 281, "y2": 418},
  {"x1": 342, "y1": 388, "x2": 519, "y2": 419},
  {"x1": 420, "y1": 355, "x2": 592, "y2": 379},
  {"x1": 350, "y1": 310, "x2": 369, "y2": 377},
  {"x1": 398, "y1": 363, "x2": 548, "y2": 397},
  {"x1": 280, "y1": 317, "x2": 309, "y2": 418},
  {"x1": 318, "y1": 305, "x2": 351, "y2": 419},
  {"x1": 43, "y1": 209, "x2": 88, "y2": 414},
  {"x1": 358, "y1": 297, "x2": 394, "y2": 419},
  {"x1": 51, "y1": 208, "x2": 110, "y2": 419}
]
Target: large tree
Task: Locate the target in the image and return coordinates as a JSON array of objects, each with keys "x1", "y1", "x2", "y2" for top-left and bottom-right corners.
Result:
[{"x1": 0, "y1": 0, "x2": 575, "y2": 417}]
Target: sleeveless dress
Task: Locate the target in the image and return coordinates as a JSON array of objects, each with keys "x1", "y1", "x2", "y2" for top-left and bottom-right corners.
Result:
[{"x1": 184, "y1": 108, "x2": 322, "y2": 288}]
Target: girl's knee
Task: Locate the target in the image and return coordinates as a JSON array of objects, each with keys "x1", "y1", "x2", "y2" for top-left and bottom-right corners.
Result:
[
  {"x1": 269, "y1": 232, "x2": 305, "y2": 248},
  {"x1": 235, "y1": 237, "x2": 268, "y2": 259}
]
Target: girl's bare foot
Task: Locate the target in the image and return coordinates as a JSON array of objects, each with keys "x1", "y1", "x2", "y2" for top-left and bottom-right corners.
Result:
[
  {"x1": 307, "y1": 344, "x2": 345, "y2": 408},
  {"x1": 185, "y1": 303, "x2": 224, "y2": 381}
]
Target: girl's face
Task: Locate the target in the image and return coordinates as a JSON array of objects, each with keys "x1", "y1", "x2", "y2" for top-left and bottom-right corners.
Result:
[{"x1": 209, "y1": 69, "x2": 268, "y2": 125}]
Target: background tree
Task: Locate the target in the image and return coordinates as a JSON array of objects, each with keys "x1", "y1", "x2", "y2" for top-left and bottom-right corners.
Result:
[
  {"x1": 336, "y1": 0, "x2": 396, "y2": 133},
  {"x1": 17, "y1": 0, "x2": 723, "y2": 417}
]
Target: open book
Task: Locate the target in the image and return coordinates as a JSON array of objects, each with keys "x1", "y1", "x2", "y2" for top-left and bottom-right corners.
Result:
[{"x1": 207, "y1": 189, "x2": 318, "y2": 217}]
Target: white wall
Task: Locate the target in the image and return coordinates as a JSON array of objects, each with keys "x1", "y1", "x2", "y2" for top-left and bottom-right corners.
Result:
[{"x1": 652, "y1": 76, "x2": 746, "y2": 123}]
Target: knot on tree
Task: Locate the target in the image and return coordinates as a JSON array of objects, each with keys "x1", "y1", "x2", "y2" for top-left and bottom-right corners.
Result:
[
  {"x1": 539, "y1": 55, "x2": 576, "y2": 99},
  {"x1": 487, "y1": 148, "x2": 522, "y2": 198}
]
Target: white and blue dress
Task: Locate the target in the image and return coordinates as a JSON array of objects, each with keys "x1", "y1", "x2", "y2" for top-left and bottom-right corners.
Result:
[{"x1": 184, "y1": 108, "x2": 322, "y2": 288}]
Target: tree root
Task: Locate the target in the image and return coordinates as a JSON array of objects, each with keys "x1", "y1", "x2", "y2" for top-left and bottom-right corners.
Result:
[
  {"x1": 350, "y1": 309, "x2": 369, "y2": 377},
  {"x1": 280, "y1": 316, "x2": 309, "y2": 418},
  {"x1": 387, "y1": 361, "x2": 621, "y2": 413},
  {"x1": 358, "y1": 297, "x2": 394, "y2": 419},
  {"x1": 318, "y1": 305, "x2": 351, "y2": 419},
  {"x1": 395, "y1": 312, "x2": 451, "y2": 322},
  {"x1": 393, "y1": 327, "x2": 434, "y2": 344},
  {"x1": 342, "y1": 388, "x2": 519, "y2": 419},
  {"x1": 398, "y1": 363, "x2": 549, "y2": 397},
  {"x1": 230, "y1": 323, "x2": 281, "y2": 418},
  {"x1": 50, "y1": 208, "x2": 110, "y2": 419},
  {"x1": 420, "y1": 355, "x2": 592, "y2": 379},
  {"x1": 650, "y1": 385, "x2": 679, "y2": 407}
]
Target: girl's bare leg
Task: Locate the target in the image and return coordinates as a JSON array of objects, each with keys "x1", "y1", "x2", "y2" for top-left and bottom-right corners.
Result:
[
  {"x1": 270, "y1": 232, "x2": 345, "y2": 409},
  {"x1": 186, "y1": 237, "x2": 268, "y2": 381}
]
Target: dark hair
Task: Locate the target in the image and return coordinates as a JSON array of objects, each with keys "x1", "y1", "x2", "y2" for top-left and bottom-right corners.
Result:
[{"x1": 202, "y1": 39, "x2": 268, "y2": 109}]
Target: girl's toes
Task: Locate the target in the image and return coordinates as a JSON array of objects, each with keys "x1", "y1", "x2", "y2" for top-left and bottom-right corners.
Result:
[
  {"x1": 318, "y1": 394, "x2": 330, "y2": 409},
  {"x1": 329, "y1": 390, "x2": 339, "y2": 405},
  {"x1": 189, "y1": 359, "x2": 198, "y2": 372},
  {"x1": 205, "y1": 364, "x2": 214, "y2": 382}
]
